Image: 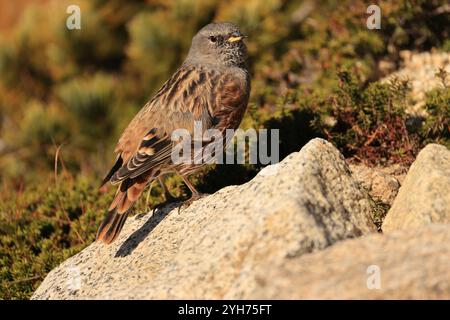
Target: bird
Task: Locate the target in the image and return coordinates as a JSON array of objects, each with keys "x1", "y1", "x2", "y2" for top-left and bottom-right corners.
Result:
[{"x1": 96, "y1": 22, "x2": 250, "y2": 244}]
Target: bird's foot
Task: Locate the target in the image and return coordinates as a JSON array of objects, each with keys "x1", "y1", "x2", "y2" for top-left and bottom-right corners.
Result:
[
  {"x1": 177, "y1": 193, "x2": 209, "y2": 213},
  {"x1": 152, "y1": 194, "x2": 183, "y2": 215},
  {"x1": 163, "y1": 191, "x2": 178, "y2": 203}
]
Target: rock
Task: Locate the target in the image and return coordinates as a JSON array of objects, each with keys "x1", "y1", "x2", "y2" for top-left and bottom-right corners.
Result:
[
  {"x1": 377, "y1": 59, "x2": 396, "y2": 77},
  {"x1": 349, "y1": 163, "x2": 407, "y2": 206},
  {"x1": 383, "y1": 144, "x2": 450, "y2": 233},
  {"x1": 32, "y1": 138, "x2": 376, "y2": 299},
  {"x1": 226, "y1": 224, "x2": 450, "y2": 299}
]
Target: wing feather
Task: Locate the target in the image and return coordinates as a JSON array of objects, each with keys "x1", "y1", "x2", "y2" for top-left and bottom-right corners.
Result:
[
  {"x1": 103, "y1": 66, "x2": 249, "y2": 185},
  {"x1": 107, "y1": 67, "x2": 219, "y2": 184}
]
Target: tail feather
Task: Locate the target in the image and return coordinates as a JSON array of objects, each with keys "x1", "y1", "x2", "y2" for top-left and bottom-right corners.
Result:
[
  {"x1": 96, "y1": 209, "x2": 129, "y2": 244},
  {"x1": 96, "y1": 178, "x2": 147, "y2": 244}
]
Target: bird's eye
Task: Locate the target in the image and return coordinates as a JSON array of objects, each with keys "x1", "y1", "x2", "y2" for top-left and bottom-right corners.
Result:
[{"x1": 209, "y1": 36, "x2": 217, "y2": 43}]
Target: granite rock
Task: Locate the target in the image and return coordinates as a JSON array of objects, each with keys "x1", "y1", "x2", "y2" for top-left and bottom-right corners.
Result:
[
  {"x1": 383, "y1": 144, "x2": 450, "y2": 233},
  {"x1": 32, "y1": 139, "x2": 375, "y2": 299}
]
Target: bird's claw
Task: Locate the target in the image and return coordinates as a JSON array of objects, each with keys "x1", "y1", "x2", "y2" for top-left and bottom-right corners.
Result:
[
  {"x1": 152, "y1": 196, "x2": 183, "y2": 215},
  {"x1": 177, "y1": 193, "x2": 209, "y2": 213}
]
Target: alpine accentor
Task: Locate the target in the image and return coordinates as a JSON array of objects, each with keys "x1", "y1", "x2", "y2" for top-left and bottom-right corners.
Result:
[{"x1": 96, "y1": 22, "x2": 250, "y2": 244}]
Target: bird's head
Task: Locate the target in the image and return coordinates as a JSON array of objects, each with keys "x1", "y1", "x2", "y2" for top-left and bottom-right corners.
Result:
[{"x1": 186, "y1": 22, "x2": 248, "y2": 68}]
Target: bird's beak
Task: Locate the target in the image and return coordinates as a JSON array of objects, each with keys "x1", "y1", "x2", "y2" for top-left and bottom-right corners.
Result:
[
  {"x1": 228, "y1": 34, "x2": 247, "y2": 43},
  {"x1": 228, "y1": 36, "x2": 243, "y2": 43}
]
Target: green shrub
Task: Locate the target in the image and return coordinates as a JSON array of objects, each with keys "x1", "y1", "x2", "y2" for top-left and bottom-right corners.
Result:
[
  {"x1": 20, "y1": 102, "x2": 70, "y2": 149},
  {"x1": 57, "y1": 73, "x2": 117, "y2": 144},
  {"x1": 420, "y1": 71, "x2": 450, "y2": 148},
  {"x1": 326, "y1": 72, "x2": 417, "y2": 165},
  {"x1": 0, "y1": 101, "x2": 73, "y2": 176}
]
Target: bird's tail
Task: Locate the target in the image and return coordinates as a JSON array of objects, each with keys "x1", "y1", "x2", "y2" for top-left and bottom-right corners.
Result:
[{"x1": 96, "y1": 178, "x2": 147, "y2": 244}]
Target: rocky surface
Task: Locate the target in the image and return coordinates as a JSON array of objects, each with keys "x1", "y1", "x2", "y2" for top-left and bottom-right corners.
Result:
[
  {"x1": 32, "y1": 138, "x2": 376, "y2": 299},
  {"x1": 382, "y1": 50, "x2": 450, "y2": 115},
  {"x1": 227, "y1": 224, "x2": 450, "y2": 299},
  {"x1": 349, "y1": 163, "x2": 407, "y2": 206},
  {"x1": 382, "y1": 144, "x2": 450, "y2": 233},
  {"x1": 31, "y1": 140, "x2": 450, "y2": 300}
]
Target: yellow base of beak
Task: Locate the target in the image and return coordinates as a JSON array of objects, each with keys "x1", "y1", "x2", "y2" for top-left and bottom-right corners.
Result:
[{"x1": 228, "y1": 36, "x2": 243, "y2": 43}]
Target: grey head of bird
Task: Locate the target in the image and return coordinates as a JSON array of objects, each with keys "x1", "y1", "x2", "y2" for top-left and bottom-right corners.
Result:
[{"x1": 185, "y1": 22, "x2": 248, "y2": 68}]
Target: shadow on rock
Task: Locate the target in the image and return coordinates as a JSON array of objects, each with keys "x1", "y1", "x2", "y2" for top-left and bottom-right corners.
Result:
[{"x1": 115, "y1": 203, "x2": 178, "y2": 257}]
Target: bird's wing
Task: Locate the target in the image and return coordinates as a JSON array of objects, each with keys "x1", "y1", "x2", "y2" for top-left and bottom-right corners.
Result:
[
  {"x1": 103, "y1": 65, "x2": 219, "y2": 185},
  {"x1": 110, "y1": 128, "x2": 172, "y2": 183}
]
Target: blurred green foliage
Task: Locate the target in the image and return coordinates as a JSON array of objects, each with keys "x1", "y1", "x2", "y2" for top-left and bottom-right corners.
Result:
[
  {"x1": 0, "y1": 0, "x2": 449, "y2": 299},
  {"x1": 57, "y1": 73, "x2": 116, "y2": 143}
]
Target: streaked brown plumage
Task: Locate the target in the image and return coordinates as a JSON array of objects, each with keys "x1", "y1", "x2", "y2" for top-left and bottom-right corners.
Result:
[{"x1": 96, "y1": 22, "x2": 250, "y2": 244}]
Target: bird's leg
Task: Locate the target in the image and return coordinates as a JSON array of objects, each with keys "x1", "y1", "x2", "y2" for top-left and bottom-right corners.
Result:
[
  {"x1": 158, "y1": 175, "x2": 176, "y2": 202},
  {"x1": 181, "y1": 175, "x2": 201, "y2": 197},
  {"x1": 152, "y1": 174, "x2": 181, "y2": 214},
  {"x1": 178, "y1": 175, "x2": 208, "y2": 211}
]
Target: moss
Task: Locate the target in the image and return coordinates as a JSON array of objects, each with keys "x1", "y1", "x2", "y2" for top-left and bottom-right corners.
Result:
[
  {"x1": 0, "y1": 175, "x2": 116, "y2": 299},
  {"x1": 370, "y1": 198, "x2": 391, "y2": 232}
]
